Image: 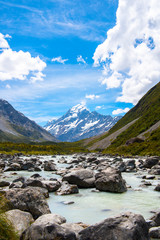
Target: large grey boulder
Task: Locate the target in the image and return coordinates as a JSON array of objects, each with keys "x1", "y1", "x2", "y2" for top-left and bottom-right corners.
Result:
[
  {"x1": 20, "y1": 217, "x2": 76, "y2": 240},
  {"x1": 150, "y1": 211, "x2": 160, "y2": 227},
  {"x1": 5, "y1": 187, "x2": 51, "y2": 219},
  {"x1": 33, "y1": 213, "x2": 66, "y2": 225},
  {"x1": 125, "y1": 160, "x2": 136, "y2": 171},
  {"x1": 62, "y1": 223, "x2": 84, "y2": 237},
  {"x1": 43, "y1": 161, "x2": 57, "y2": 171},
  {"x1": 95, "y1": 167, "x2": 127, "y2": 193},
  {"x1": 149, "y1": 164, "x2": 160, "y2": 175},
  {"x1": 42, "y1": 180, "x2": 61, "y2": 192},
  {"x1": 79, "y1": 212, "x2": 149, "y2": 240},
  {"x1": 56, "y1": 181, "x2": 79, "y2": 195},
  {"x1": 63, "y1": 169, "x2": 95, "y2": 188},
  {"x1": 5, "y1": 209, "x2": 34, "y2": 236},
  {"x1": 143, "y1": 157, "x2": 159, "y2": 169}
]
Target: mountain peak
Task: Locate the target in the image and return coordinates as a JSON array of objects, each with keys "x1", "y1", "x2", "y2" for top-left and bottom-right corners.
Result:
[
  {"x1": 44, "y1": 103, "x2": 121, "y2": 142},
  {"x1": 70, "y1": 103, "x2": 88, "y2": 113}
]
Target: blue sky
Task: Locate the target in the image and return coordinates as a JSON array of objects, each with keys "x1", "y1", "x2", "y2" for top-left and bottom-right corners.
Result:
[{"x1": 0, "y1": 0, "x2": 159, "y2": 126}]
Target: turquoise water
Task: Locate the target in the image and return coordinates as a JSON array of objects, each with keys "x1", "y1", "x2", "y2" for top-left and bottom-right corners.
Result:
[{"x1": 2, "y1": 155, "x2": 160, "y2": 225}]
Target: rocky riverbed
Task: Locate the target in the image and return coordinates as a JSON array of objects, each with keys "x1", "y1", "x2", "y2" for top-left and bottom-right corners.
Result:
[{"x1": 0, "y1": 153, "x2": 160, "y2": 239}]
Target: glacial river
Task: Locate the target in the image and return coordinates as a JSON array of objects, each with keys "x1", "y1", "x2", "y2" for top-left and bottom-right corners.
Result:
[{"x1": 2, "y1": 155, "x2": 160, "y2": 225}]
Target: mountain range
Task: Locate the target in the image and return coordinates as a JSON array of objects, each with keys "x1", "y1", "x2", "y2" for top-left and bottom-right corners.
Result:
[
  {"x1": 84, "y1": 82, "x2": 160, "y2": 156},
  {"x1": 44, "y1": 104, "x2": 121, "y2": 142},
  {"x1": 0, "y1": 99, "x2": 57, "y2": 143}
]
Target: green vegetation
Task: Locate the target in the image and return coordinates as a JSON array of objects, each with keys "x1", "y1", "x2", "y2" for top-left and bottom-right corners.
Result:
[
  {"x1": 0, "y1": 193, "x2": 19, "y2": 240},
  {"x1": 87, "y1": 82, "x2": 160, "y2": 147},
  {"x1": 86, "y1": 82, "x2": 160, "y2": 156},
  {"x1": 103, "y1": 127, "x2": 160, "y2": 156},
  {"x1": 0, "y1": 141, "x2": 88, "y2": 155}
]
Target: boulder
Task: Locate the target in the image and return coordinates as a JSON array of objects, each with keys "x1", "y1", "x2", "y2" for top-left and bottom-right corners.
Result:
[
  {"x1": 43, "y1": 161, "x2": 57, "y2": 171},
  {"x1": 25, "y1": 178, "x2": 47, "y2": 189},
  {"x1": 149, "y1": 226, "x2": 160, "y2": 239},
  {"x1": 79, "y1": 212, "x2": 149, "y2": 240},
  {"x1": 154, "y1": 184, "x2": 160, "y2": 191},
  {"x1": 0, "y1": 180, "x2": 10, "y2": 187},
  {"x1": 21, "y1": 162, "x2": 35, "y2": 170},
  {"x1": 150, "y1": 211, "x2": 160, "y2": 227},
  {"x1": 9, "y1": 181, "x2": 23, "y2": 189},
  {"x1": 20, "y1": 222, "x2": 76, "y2": 240},
  {"x1": 5, "y1": 187, "x2": 51, "y2": 219},
  {"x1": 62, "y1": 223, "x2": 84, "y2": 237},
  {"x1": 42, "y1": 180, "x2": 61, "y2": 192},
  {"x1": 125, "y1": 160, "x2": 136, "y2": 171},
  {"x1": 56, "y1": 181, "x2": 79, "y2": 195},
  {"x1": 143, "y1": 157, "x2": 159, "y2": 169},
  {"x1": 33, "y1": 213, "x2": 66, "y2": 225},
  {"x1": 95, "y1": 167, "x2": 127, "y2": 193},
  {"x1": 149, "y1": 164, "x2": 160, "y2": 175},
  {"x1": 5, "y1": 209, "x2": 34, "y2": 236},
  {"x1": 63, "y1": 169, "x2": 95, "y2": 188},
  {"x1": 9, "y1": 163, "x2": 21, "y2": 171}
]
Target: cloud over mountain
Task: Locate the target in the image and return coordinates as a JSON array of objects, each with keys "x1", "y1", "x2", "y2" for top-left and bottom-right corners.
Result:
[{"x1": 93, "y1": 0, "x2": 160, "y2": 105}]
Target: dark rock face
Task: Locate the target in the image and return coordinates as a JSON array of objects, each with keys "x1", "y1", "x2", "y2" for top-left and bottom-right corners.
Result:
[
  {"x1": 79, "y1": 212, "x2": 150, "y2": 240},
  {"x1": 63, "y1": 169, "x2": 95, "y2": 188},
  {"x1": 143, "y1": 157, "x2": 159, "y2": 169},
  {"x1": 0, "y1": 98, "x2": 57, "y2": 142},
  {"x1": 20, "y1": 222, "x2": 77, "y2": 240},
  {"x1": 5, "y1": 187, "x2": 51, "y2": 219},
  {"x1": 56, "y1": 181, "x2": 79, "y2": 195},
  {"x1": 95, "y1": 167, "x2": 127, "y2": 193}
]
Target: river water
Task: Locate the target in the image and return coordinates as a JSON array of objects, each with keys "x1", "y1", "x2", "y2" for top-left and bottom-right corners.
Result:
[{"x1": 2, "y1": 155, "x2": 160, "y2": 225}]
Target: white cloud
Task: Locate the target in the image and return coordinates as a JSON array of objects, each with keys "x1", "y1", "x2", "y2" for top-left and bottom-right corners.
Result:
[
  {"x1": 6, "y1": 84, "x2": 11, "y2": 89},
  {"x1": 0, "y1": 33, "x2": 10, "y2": 49},
  {"x1": 93, "y1": 0, "x2": 160, "y2": 105},
  {"x1": 112, "y1": 107, "x2": 130, "y2": 115},
  {"x1": 0, "y1": 33, "x2": 46, "y2": 82},
  {"x1": 77, "y1": 55, "x2": 86, "y2": 64},
  {"x1": 95, "y1": 106, "x2": 102, "y2": 110},
  {"x1": 85, "y1": 94, "x2": 100, "y2": 100},
  {"x1": 51, "y1": 56, "x2": 68, "y2": 64}
]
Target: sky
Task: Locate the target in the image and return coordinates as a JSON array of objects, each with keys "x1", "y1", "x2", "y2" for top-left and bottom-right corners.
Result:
[{"x1": 0, "y1": 0, "x2": 159, "y2": 126}]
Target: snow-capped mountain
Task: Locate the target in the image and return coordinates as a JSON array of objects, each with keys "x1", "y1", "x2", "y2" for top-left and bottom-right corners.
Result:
[{"x1": 44, "y1": 104, "x2": 122, "y2": 142}]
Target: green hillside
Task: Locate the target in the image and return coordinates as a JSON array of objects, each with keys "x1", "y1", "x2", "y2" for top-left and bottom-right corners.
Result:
[{"x1": 86, "y1": 82, "x2": 160, "y2": 156}]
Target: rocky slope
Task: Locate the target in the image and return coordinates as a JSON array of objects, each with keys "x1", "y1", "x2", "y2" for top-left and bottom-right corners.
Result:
[
  {"x1": 44, "y1": 104, "x2": 121, "y2": 142},
  {"x1": 0, "y1": 99, "x2": 57, "y2": 142},
  {"x1": 85, "y1": 82, "x2": 160, "y2": 155}
]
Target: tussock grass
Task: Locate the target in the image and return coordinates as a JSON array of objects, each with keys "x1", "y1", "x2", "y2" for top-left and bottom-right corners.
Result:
[{"x1": 0, "y1": 193, "x2": 19, "y2": 240}]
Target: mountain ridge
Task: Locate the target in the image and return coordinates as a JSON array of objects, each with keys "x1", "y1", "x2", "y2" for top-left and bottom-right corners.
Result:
[
  {"x1": 44, "y1": 104, "x2": 121, "y2": 142},
  {"x1": 0, "y1": 99, "x2": 57, "y2": 143},
  {"x1": 85, "y1": 82, "x2": 160, "y2": 156}
]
